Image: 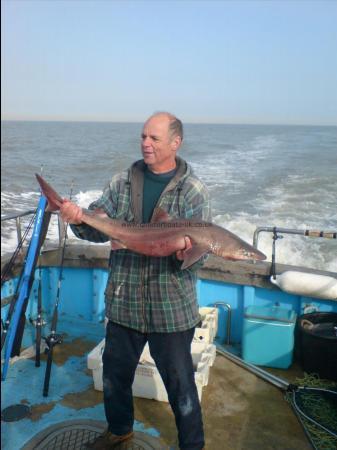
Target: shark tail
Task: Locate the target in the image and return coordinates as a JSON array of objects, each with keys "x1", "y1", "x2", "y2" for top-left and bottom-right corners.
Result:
[{"x1": 35, "y1": 174, "x2": 64, "y2": 211}]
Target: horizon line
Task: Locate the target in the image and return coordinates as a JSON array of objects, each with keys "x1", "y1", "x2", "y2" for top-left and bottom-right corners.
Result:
[{"x1": 1, "y1": 117, "x2": 336, "y2": 128}]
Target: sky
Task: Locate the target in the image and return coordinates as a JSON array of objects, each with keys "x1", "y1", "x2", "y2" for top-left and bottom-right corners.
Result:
[{"x1": 1, "y1": 0, "x2": 337, "y2": 125}]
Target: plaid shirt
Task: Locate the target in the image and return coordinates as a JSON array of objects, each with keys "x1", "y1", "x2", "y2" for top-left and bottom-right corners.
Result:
[{"x1": 71, "y1": 157, "x2": 211, "y2": 333}]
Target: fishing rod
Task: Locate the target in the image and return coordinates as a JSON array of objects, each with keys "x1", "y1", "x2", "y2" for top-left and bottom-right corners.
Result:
[
  {"x1": 2, "y1": 195, "x2": 49, "y2": 381},
  {"x1": 29, "y1": 267, "x2": 44, "y2": 367},
  {"x1": 1, "y1": 211, "x2": 36, "y2": 286},
  {"x1": 1, "y1": 211, "x2": 46, "y2": 351},
  {"x1": 10, "y1": 208, "x2": 51, "y2": 357},
  {"x1": 35, "y1": 269, "x2": 43, "y2": 367},
  {"x1": 1, "y1": 224, "x2": 34, "y2": 350},
  {"x1": 1, "y1": 264, "x2": 26, "y2": 351},
  {"x1": 18, "y1": 166, "x2": 50, "y2": 364},
  {"x1": 1, "y1": 194, "x2": 48, "y2": 352},
  {"x1": 42, "y1": 184, "x2": 73, "y2": 397}
]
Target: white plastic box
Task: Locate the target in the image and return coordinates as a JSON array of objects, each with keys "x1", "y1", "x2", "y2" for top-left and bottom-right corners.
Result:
[
  {"x1": 191, "y1": 342, "x2": 216, "y2": 366},
  {"x1": 88, "y1": 307, "x2": 219, "y2": 402},
  {"x1": 133, "y1": 347, "x2": 213, "y2": 402},
  {"x1": 87, "y1": 338, "x2": 105, "y2": 392},
  {"x1": 139, "y1": 341, "x2": 216, "y2": 368},
  {"x1": 194, "y1": 307, "x2": 219, "y2": 344},
  {"x1": 87, "y1": 340, "x2": 216, "y2": 401},
  {"x1": 199, "y1": 307, "x2": 219, "y2": 335}
]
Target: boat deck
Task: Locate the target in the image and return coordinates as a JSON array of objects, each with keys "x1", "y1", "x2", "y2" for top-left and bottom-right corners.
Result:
[{"x1": 1, "y1": 317, "x2": 312, "y2": 450}]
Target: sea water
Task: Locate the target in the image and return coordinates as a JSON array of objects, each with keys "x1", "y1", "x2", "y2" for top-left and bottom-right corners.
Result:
[{"x1": 1, "y1": 120, "x2": 337, "y2": 271}]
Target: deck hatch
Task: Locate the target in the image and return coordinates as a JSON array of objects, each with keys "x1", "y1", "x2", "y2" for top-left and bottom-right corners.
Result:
[{"x1": 21, "y1": 420, "x2": 165, "y2": 449}]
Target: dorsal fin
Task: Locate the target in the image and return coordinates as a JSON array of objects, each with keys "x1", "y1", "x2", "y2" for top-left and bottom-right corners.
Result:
[{"x1": 152, "y1": 208, "x2": 172, "y2": 223}]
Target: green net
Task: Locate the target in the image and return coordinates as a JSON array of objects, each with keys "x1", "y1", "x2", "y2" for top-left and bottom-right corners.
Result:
[{"x1": 285, "y1": 374, "x2": 337, "y2": 450}]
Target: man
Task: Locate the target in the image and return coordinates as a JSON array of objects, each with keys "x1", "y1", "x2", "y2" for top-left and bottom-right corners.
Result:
[{"x1": 60, "y1": 112, "x2": 210, "y2": 450}]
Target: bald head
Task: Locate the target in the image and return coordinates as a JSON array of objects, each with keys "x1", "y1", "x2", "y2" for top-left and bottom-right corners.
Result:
[
  {"x1": 142, "y1": 112, "x2": 183, "y2": 173},
  {"x1": 148, "y1": 112, "x2": 183, "y2": 141}
]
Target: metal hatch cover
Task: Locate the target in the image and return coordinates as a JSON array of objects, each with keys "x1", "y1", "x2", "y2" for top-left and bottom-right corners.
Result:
[{"x1": 21, "y1": 420, "x2": 166, "y2": 450}]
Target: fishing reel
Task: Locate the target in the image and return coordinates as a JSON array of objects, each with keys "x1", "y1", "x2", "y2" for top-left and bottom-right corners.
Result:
[
  {"x1": 29, "y1": 316, "x2": 47, "y2": 328},
  {"x1": 43, "y1": 333, "x2": 63, "y2": 352}
]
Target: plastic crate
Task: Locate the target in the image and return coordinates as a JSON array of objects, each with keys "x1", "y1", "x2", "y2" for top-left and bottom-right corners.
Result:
[
  {"x1": 194, "y1": 307, "x2": 218, "y2": 344},
  {"x1": 87, "y1": 339, "x2": 215, "y2": 401}
]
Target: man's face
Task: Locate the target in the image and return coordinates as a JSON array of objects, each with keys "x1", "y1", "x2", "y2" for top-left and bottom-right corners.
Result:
[{"x1": 141, "y1": 115, "x2": 180, "y2": 173}]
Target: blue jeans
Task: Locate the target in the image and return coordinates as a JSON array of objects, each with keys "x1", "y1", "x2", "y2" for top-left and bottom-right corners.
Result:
[{"x1": 102, "y1": 321, "x2": 205, "y2": 450}]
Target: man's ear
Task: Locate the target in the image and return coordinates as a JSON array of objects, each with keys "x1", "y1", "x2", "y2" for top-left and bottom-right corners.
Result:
[{"x1": 171, "y1": 135, "x2": 182, "y2": 152}]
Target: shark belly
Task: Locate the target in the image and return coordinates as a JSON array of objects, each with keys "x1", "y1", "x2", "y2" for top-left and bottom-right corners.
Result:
[{"x1": 123, "y1": 233, "x2": 186, "y2": 257}]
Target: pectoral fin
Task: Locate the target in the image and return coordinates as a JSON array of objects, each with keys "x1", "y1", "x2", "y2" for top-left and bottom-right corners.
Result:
[{"x1": 181, "y1": 243, "x2": 208, "y2": 270}]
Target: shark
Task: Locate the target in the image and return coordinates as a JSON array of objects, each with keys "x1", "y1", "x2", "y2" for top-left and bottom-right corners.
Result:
[{"x1": 36, "y1": 174, "x2": 266, "y2": 269}]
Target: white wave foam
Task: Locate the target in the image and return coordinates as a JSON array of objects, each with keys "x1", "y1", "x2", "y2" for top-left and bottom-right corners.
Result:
[
  {"x1": 2, "y1": 187, "x2": 336, "y2": 273},
  {"x1": 1, "y1": 189, "x2": 107, "y2": 257},
  {"x1": 214, "y1": 213, "x2": 337, "y2": 272},
  {"x1": 253, "y1": 174, "x2": 337, "y2": 227},
  {"x1": 74, "y1": 190, "x2": 103, "y2": 207}
]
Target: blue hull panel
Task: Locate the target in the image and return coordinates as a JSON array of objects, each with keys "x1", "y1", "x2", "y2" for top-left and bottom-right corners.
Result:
[{"x1": 2, "y1": 266, "x2": 336, "y2": 351}]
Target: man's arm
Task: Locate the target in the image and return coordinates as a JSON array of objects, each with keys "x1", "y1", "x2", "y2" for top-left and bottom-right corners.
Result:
[
  {"x1": 60, "y1": 200, "x2": 111, "y2": 243},
  {"x1": 60, "y1": 175, "x2": 123, "y2": 243}
]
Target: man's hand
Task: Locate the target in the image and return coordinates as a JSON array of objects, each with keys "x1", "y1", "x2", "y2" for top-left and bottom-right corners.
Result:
[
  {"x1": 60, "y1": 199, "x2": 83, "y2": 224},
  {"x1": 176, "y1": 236, "x2": 192, "y2": 261}
]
